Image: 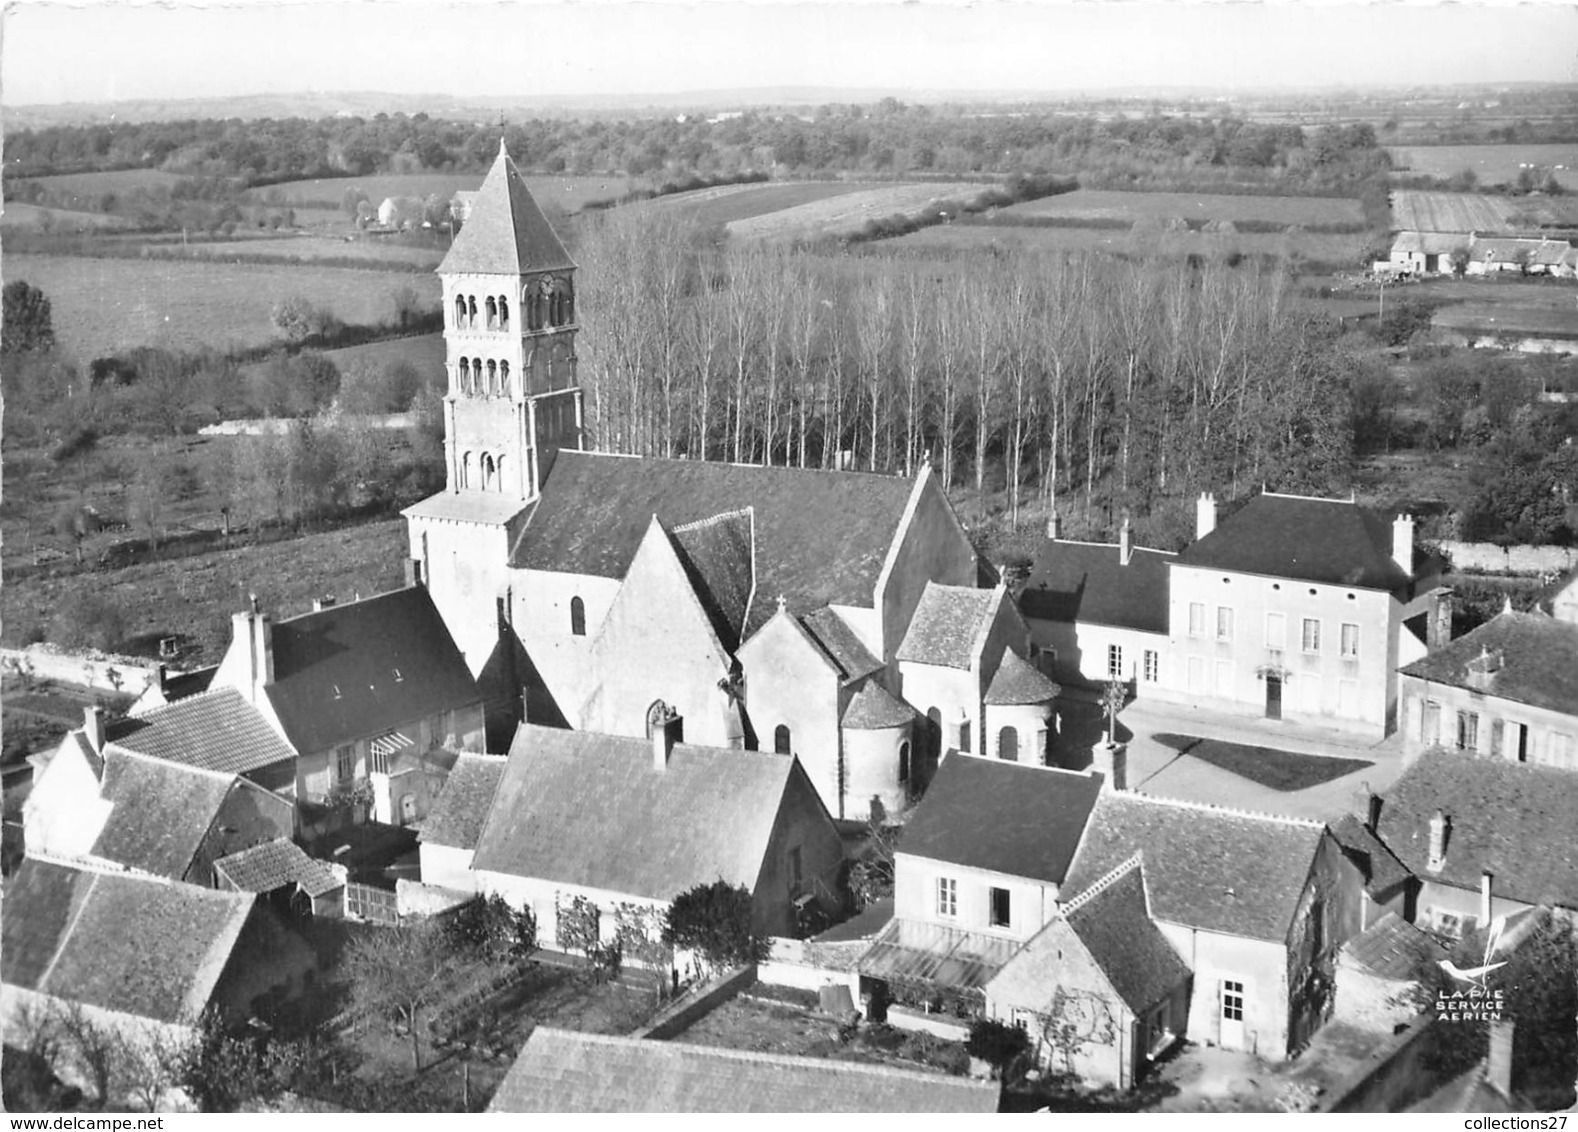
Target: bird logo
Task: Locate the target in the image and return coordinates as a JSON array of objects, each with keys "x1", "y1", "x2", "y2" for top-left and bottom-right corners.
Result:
[{"x1": 1438, "y1": 915, "x2": 1508, "y2": 987}]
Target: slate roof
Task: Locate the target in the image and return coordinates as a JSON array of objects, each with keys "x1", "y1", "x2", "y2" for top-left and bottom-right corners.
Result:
[
  {"x1": 438, "y1": 144, "x2": 576, "y2": 276},
  {"x1": 900, "y1": 754, "x2": 1103, "y2": 885},
  {"x1": 800, "y1": 607, "x2": 883, "y2": 680},
  {"x1": 488, "y1": 1027, "x2": 999, "y2": 1113},
  {"x1": 1063, "y1": 862, "x2": 1192, "y2": 1013},
  {"x1": 108, "y1": 686, "x2": 295, "y2": 776},
  {"x1": 91, "y1": 751, "x2": 237, "y2": 880},
  {"x1": 213, "y1": 838, "x2": 343, "y2": 899},
  {"x1": 1063, "y1": 792, "x2": 1325, "y2": 943},
  {"x1": 1392, "y1": 231, "x2": 1470, "y2": 256},
  {"x1": 1330, "y1": 813, "x2": 1415, "y2": 898},
  {"x1": 896, "y1": 583, "x2": 999, "y2": 669},
  {"x1": 2, "y1": 858, "x2": 254, "y2": 1023},
  {"x1": 472, "y1": 725, "x2": 802, "y2": 900},
  {"x1": 264, "y1": 586, "x2": 481, "y2": 755},
  {"x1": 984, "y1": 649, "x2": 1060, "y2": 706},
  {"x1": 512, "y1": 452, "x2": 917, "y2": 637},
  {"x1": 1374, "y1": 751, "x2": 1578, "y2": 909},
  {"x1": 402, "y1": 491, "x2": 534, "y2": 527},
  {"x1": 1399, "y1": 610, "x2": 1578, "y2": 717},
  {"x1": 1175, "y1": 494, "x2": 1433, "y2": 591},
  {"x1": 670, "y1": 509, "x2": 756, "y2": 653},
  {"x1": 842, "y1": 681, "x2": 915, "y2": 730},
  {"x1": 1019, "y1": 540, "x2": 1174, "y2": 634},
  {"x1": 418, "y1": 753, "x2": 507, "y2": 850},
  {"x1": 1338, "y1": 911, "x2": 1444, "y2": 981}
]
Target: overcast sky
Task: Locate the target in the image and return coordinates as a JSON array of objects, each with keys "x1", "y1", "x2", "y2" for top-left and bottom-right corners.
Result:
[{"x1": 3, "y1": 1, "x2": 1575, "y2": 107}]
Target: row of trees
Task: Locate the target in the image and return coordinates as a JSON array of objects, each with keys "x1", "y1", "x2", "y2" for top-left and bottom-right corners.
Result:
[{"x1": 578, "y1": 210, "x2": 1356, "y2": 545}]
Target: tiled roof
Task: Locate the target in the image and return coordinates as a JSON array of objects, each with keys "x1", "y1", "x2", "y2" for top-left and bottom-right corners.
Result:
[
  {"x1": 512, "y1": 452, "x2": 917, "y2": 637},
  {"x1": 402, "y1": 491, "x2": 534, "y2": 526},
  {"x1": 800, "y1": 607, "x2": 883, "y2": 681},
  {"x1": 670, "y1": 509, "x2": 755, "y2": 653},
  {"x1": 488, "y1": 1027, "x2": 999, "y2": 1113},
  {"x1": 264, "y1": 586, "x2": 481, "y2": 755},
  {"x1": 1375, "y1": 751, "x2": 1578, "y2": 909},
  {"x1": 842, "y1": 681, "x2": 915, "y2": 731},
  {"x1": 896, "y1": 583, "x2": 998, "y2": 669},
  {"x1": 91, "y1": 751, "x2": 236, "y2": 880},
  {"x1": 214, "y1": 838, "x2": 343, "y2": 898},
  {"x1": 1063, "y1": 793, "x2": 1325, "y2": 943},
  {"x1": 1338, "y1": 911, "x2": 1443, "y2": 981},
  {"x1": 984, "y1": 649, "x2": 1060, "y2": 706},
  {"x1": 2, "y1": 858, "x2": 254, "y2": 1023},
  {"x1": 900, "y1": 754, "x2": 1103, "y2": 885},
  {"x1": 1392, "y1": 231, "x2": 1470, "y2": 256},
  {"x1": 1330, "y1": 814, "x2": 1414, "y2": 898},
  {"x1": 418, "y1": 753, "x2": 507, "y2": 850},
  {"x1": 438, "y1": 145, "x2": 575, "y2": 276},
  {"x1": 1175, "y1": 494, "x2": 1432, "y2": 591},
  {"x1": 472, "y1": 725, "x2": 801, "y2": 900},
  {"x1": 108, "y1": 686, "x2": 295, "y2": 775},
  {"x1": 1399, "y1": 610, "x2": 1578, "y2": 716},
  {"x1": 1019, "y1": 540, "x2": 1174, "y2": 634}
]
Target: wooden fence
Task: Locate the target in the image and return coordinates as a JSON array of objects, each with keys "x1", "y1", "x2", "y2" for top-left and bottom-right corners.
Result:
[{"x1": 346, "y1": 882, "x2": 400, "y2": 925}]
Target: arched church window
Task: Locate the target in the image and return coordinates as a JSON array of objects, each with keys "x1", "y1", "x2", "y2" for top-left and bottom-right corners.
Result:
[
  {"x1": 498, "y1": 296, "x2": 510, "y2": 330},
  {"x1": 570, "y1": 596, "x2": 586, "y2": 637},
  {"x1": 458, "y1": 358, "x2": 470, "y2": 393},
  {"x1": 525, "y1": 281, "x2": 545, "y2": 331},
  {"x1": 467, "y1": 295, "x2": 478, "y2": 328},
  {"x1": 486, "y1": 297, "x2": 498, "y2": 329},
  {"x1": 486, "y1": 360, "x2": 498, "y2": 395},
  {"x1": 496, "y1": 455, "x2": 506, "y2": 491},
  {"x1": 454, "y1": 296, "x2": 466, "y2": 329},
  {"x1": 998, "y1": 727, "x2": 1019, "y2": 763},
  {"x1": 461, "y1": 451, "x2": 473, "y2": 489},
  {"x1": 499, "y1": 360, "x2": 510, "y2": 397},
  {"x1": 473, "y1": 358, "x2": 483, "y2": 389},
  {"x1": 774, "y1": 725, "x2": 792, "y2": 755},
  {"x1": 482, "y1": 453, "x2": 497, "y2": 491}
]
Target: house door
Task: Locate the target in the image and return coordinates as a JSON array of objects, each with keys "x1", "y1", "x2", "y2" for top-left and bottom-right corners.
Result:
[
  {"x1": 399, "y1": 793, "x2": 418, "y2": 824},
  {"x1": 1219, "y1": 980, "x2": 1246, "y2": 1049},
  {"x1": 1265, "y1": 675, "x2": 1282, "y2": 720}
]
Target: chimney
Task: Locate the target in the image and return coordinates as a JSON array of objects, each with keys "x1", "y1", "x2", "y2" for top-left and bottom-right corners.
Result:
[
  {"x1": 404, "y1": 558, "x2": 424, "y2": 588},
  {"x1": 1393, "y1": 513, "x2": 1415, "y2": 574},
  {"x1": 1119, "y1": 513, "x2": 1133, "y2": 566},
  {"x1": 1480, "y1": 870, "x2": 1494, "y2": 927},
  {"x1": 1046, "y1": 511, "x2": 1061, "y2": 540},
  {"x1": 1196, "y1": 492, "x2": 1217, "y2": 540},
  {"x1": 1467, "y1": 647, "x2": 1502, "y2": 691},
  {"x1": 1367, "y1": 791, "x2": 1383, "y2": 833},
  {"x1": 650, "y1": 705, "x2": 683, "y2": 771},
  {"x1": 312, "y1": 596, "x2": 337, "y2": 613},
  {"x1": 82, "y1": 705, "x2": 105, "y2": 755},
  {"x1": 1487, "y1": 1019, "x2": 1515, "y2": 1100},
  {"x1": 1427, "y1": 809, "x2": 1449, "y2": 872},
  {"x1": 156, "y1": 663, "x2": 168, "y2": 699},
  {"x1": 251, "y1": 610, "x2": 275, "y2": 689}
]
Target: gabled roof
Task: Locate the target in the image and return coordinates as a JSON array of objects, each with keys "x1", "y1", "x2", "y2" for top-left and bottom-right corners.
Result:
[
  {"x1": 896, "y1": 583, "x2": 998, "y2": 669},
  {"x1": 512, "y1": 453, "x2": 918, "y2": 638},
  {"x1": 1175, "y1": 494, "x2": 1431, "y2": 591},
  {"x1": 108, "y1": 686, "x2": 294, "y2": 776},
  {"x1": 1392, "y1": 231, "x2": 1469, "y2": 257},
  {"x1": 1338, "y1": 911, "x2": 1443, "y2": 981},
  {"x1": 213, "y1": 837, "x2": 343, "y2": 899},
  {"x1": 91, "y1": 750, "x2": 238, "y2": 880},
  {"x1": 800, "y1": 607, "x2": 883, "y2": 681},
  {"x1": 438, "y1": 144, "x2": 575, "y2": 276},
  {"x1": 264, "y1": 586, "x2": 480, "y2": 754},
  {"x1": 1330, "y1": 813, "x2": 1415, "y2": 898},
  {"x1": 472, "y1": 724, "x2": 806, "y2": 901},
  {"x1": 842, "y1": 680, "x2": 915, "y2": 730},
  {"x1": 1019, "y1": 539, "x2": 1174, "y2": 634},
  {"x1": 899, "y1": 754, "x2": 1103, "y2": 885},
  {"x1": 157, "y1": 665, "x2": 218, "y2": 705},
  {"x1": 984, "y1": 649, "x2": 1060, "y2": 706},
  {"x1": 1063, "y1": 792, "x2": 1325, "y2": 943},
  {"x1": 1399, "y1": 610, "x2": 1578, "y2": 716},
  {"x1": 1375, "y1": 751, "x2": 1578, "y2": 909},
  {"x1": 2, "y1": 858, "x2": 254, "y2": 1024},
  {"x1": 670, "y1": 509, "x2": 755, "y2": 654},
  {"x1": 418, "y1": 752, "x2": 507, "y2": 851},
  {"x1": 488, "y1": 1028, "x2": 1000, "y2": 1113}
]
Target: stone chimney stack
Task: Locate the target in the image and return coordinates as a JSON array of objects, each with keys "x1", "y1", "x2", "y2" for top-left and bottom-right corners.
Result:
[
  {"x1": 1367, "y1": 791, "x2": 1383, "y2": 833},
  {"x1": 1119, "y1": 513, "x2": 1133, "y2": 566},
  {"x1": 1196, "y1": 493, "x2": 1217, "y2": 541},
  {"x1": 253, "y1": 612, "x2": 275, "y2": 688},
  {"x1": 82, "y1": 705, "x2": 105, "y2": 755},
  {"x1": 1427, "y1": 809, "x2": 1449, "y2": 872},
  {"x1": 1393, "y1": 513, "x2": 1416, "y2": 575},
  {"x1": 1046, "y1": 511, "x2": 1061, "y2": 540},
  {"x1": 312, "y1": 596, "x2": 338, "y2": 613},
  {"x1": 1487, "y1": 1019, "x2": 1515, "y2": 1100},
  {"x1": 650, "y1": 705, "x2": 683, "y2": 772}
]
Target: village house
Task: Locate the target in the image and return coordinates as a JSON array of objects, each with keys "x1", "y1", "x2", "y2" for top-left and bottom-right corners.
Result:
[
  {"x1": 1329, "y1": 810, "x2": 1418, "y2": 929},
  {"x1": 1397, "y1": 606, "x2": 1578, "y2": 771},
  {"x1": 1331, "y1": 911, "x2": 1443, "y2": 1034},
  {"x1": 1386, "y1": 231, "x2": 1469, "y2": 276},
  {"x1": 210, "y1": 585, "x2": 486, "y2": 831},
  {"x1": 213, "y1": 837, "x2": 348, "y2": 920},
  {"x1": 1372, "y1": 749, "x2": 1578, "y2": 937},
  {"x1": 487, "y1": 1028, "x2": 1000, "y2": 1113},
  {"x1": 414, "y1": 751, "x2": 508, "y2": 893},
  {"x1": 468, "y1": 719, "x2": 844, "y2": 967}
]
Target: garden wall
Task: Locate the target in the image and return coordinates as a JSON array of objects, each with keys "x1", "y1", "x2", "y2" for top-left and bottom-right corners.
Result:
[
  {"x1": 628, "y1": 964, "x2": 756, "y2": 1041},
  {"x1": 1321, "y1": 1015, "x2": 1441, "y2": 1113},
  {"x1": 395, "y1": 879, "x2": 473, "y2": 918},
  {"x1": 0, "y1": 645, "x2": 160, "y2": 698},
  {"x1": 1438, "y1": 541, "x2": 1578, "y2": 577}
]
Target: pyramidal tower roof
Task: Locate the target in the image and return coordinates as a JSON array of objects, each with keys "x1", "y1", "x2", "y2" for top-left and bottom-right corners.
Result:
[{"x1": 439, "y1": 141, "x2": 576, "y2": 277}]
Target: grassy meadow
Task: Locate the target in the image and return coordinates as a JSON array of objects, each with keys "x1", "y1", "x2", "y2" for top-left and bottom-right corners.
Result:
[
  {"x1": 728, "y1": 181, "x2": 997, "y2": 241},
  {"x1": 1389, "y1": 144, "x2": 1578, "y2": 189},
  {"x1": 997, "y1": 189, "x2": 1365, "y2": 228},
  {"x1": 885, "y1": 221, "x2": 1365, "y2": 267},
  {"x1": 647, "y1": 181, "x2": 890, "y2": 228}
]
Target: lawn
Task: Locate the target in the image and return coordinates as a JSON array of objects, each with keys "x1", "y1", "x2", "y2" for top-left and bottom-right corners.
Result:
[
  {"x1": 1390, "y1": 144, "x2": 1578, "y2": 190},
  {"x1": 728, "y1": 182, "x2": 996, "y2": 241},
  {"x1": 140, "y1": 233, "x2": 448, "y2": 270},
  {"x1": 7, "y1": 253, "x2": 442, "y2": 359},
  {"x1": 23, "y1": 168, "x2": 189, "y2": 195},
  {"x1": 1, "y1": 202, "x2": 135, "y2": 231},
  {"x1": 886, "y1": 223, "x2": 1363, "y2": 267},
  {"x1": 1152, "y1": 734, "x2": 1372, "y2": 792},
  {"x1": 998, "y1": 189, "x2": 1364, "y2": 228},
  {"x1": 649, "y1": 181, "x2": 891, "y2": 229}
]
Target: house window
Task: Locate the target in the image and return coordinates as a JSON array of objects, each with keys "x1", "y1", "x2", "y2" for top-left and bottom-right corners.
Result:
[
  {"x1": 1340, "y1": 622, "x2": 1359, "y2": 658},
  {"x1": 1143, "y1": 650, "x2": 1159, "y2": 683},
  {"x1": 1265, "y1": 612, "x2": 1286, "y2": 649},
  {"x1": 335, "y1": 744, "x2": 356, "y2": 784},
  {"x1": 1216, "y1": 607, "x2": 1234, "y2": 642},
  {"x1": 774, "y1": 725, "x2": 792, "y2": 755},
  {"x1": 1546, "y1": 732, "x2": 1575, "y2": 770},
  {"x1": 1422, "y1": 700, "x2": 1441, "y2": 746},
  {"x1": 1490, "y1": 718, "x2": 1505, "y2": 759},
  {"x1": 1302, "y1": 618, "x2": 1321, "y2": 654},
  {"x1": 1188, "y1": 602, "x2": 1206, "y2": 638},
  {"x1": 1107, "y1": 644, "x2": 1123, "y2": 679},
  {"x1": 989, "y1": 887, "x2": 1011, "y2": 929},
  {"x1": 998, "y1": 727, "x2": 1019, "y2": 762},
  {"x1": 369, "y1": 748, "x2": 389, "y2": 776},
  {"x1": 1221, "y1": 980, "x2": 1245, "y2": 1022},
  {"x1": 570, "y1": 596, "x2": 586, "y2": 637},
  {"x1": 937, "y1": 877, "x2": 958, "y2": 918},
  {"x1": 1456, "y1": 711, "x2": 1479, "y2": 752},
  {"x1": 788, "y1": 846, "x2": 803, "y2": 897},
  {"x1": 1430, "y1": 909, "x2": 1464, "y2": 939},
  {"x1": 898, "y1": 742, "x2": 911, "y2": 784}
]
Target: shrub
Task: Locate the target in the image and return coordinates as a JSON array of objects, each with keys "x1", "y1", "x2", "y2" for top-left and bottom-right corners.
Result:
[
  {"x1": 663, "y1": 880, "x2": 769, "y2": 975},
  {"x1": 967, "y1": 1017, "x2": 1030, "y2": 1072},
  {"x1": 50, "y1": 426, "x2": 98, "y2": 463},
  {"x1": 444, "y1": 894, "x2": 538, "y2": 962},
  {"x1": 49, "y1": 593, "x2": 128, "y2": 654}
]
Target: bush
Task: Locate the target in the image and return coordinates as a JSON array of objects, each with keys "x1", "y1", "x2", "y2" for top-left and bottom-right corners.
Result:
[
  {"x1": 967, "y1": 1017, "x2": 1030, "y2": 1071},
  {"x1": 49, "y1": 593, "x2": 129, "y2": 654},
  {"x1": 443, "y1": 894, "x2": 537, "y2": 963},
  {"x1": 663, "y1": 880, "x2": 769, "y2": 974},
  {"x1": 50, "y1": 426, "x2": 98, "y2": 463}
]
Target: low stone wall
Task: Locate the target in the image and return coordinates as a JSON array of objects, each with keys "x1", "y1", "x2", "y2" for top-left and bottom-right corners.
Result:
[
  {"x1": 886, "y1": 1003, "x2": 971, "y2": 1041},
  {"x1": 199, "y1": 412, "x2": 414, "y2": 437},
  {"x1": 628, "y1": 964, "x2": 756, "y2": 1041},
  {"x1": 1438, "y1": 540, "x2": 1578, "y2": 577},
  {"x1": 1, "y1": 645, "x2": 160, "y2": 698},
  {"x1": 1320, "y1": 1015, "x2": 1441, "y2": 1114},
  {"x1": 395, "y1": 879, "x2": 473, "y2": 918}
]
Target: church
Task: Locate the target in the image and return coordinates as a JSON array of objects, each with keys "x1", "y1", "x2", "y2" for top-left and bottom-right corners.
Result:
[{"x1": 404, "y1": 144, "x2": 1058, "y2": 820}]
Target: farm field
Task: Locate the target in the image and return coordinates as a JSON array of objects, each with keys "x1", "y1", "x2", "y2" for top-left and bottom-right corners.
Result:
[
  {"x1": 1390, "y1": 144, "x2": 1578, "y2": 189},
  {"x1": 1389, "y1": 190, "x2": 1544, "y2": 234},
  {"x1": 24, "y1": 168, "x2": 189, "y2": 195},
  {"x1": 258, "y1": 172, "x2": 625, "y2": 213},
  {"x1": 997, "y1": 189, "x2": 1364, "y2": 227},
  {"x1": 728, "y1": 182, "x2": 996, "y2": 241},
  {"x1": 7, "y1": 253, "x2": 441, "y2": 359},
  {"x1": 323, "y1": 332, "x2": 446, "y2": 375},
  {"x1": 1421, "y1": 277, "x2": 1578, "y2": 339},
  {"x1": 129, "y1": 233, "x2": 447, "y2": 269},
  {"x1": 885, "y1": 222, "x2": 1364, "y2": 266},
  {"x1": 648, "y1": 181, "x2": 891, "y2": 228},
  {"x1": 0, "y1": 202, "x2": 135, "y2": 231}
]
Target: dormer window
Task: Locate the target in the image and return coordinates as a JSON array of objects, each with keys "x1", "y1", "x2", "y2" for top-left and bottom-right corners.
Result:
[{"x1": 393, "y1": 668, "x2": 404, "y2": 682}]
